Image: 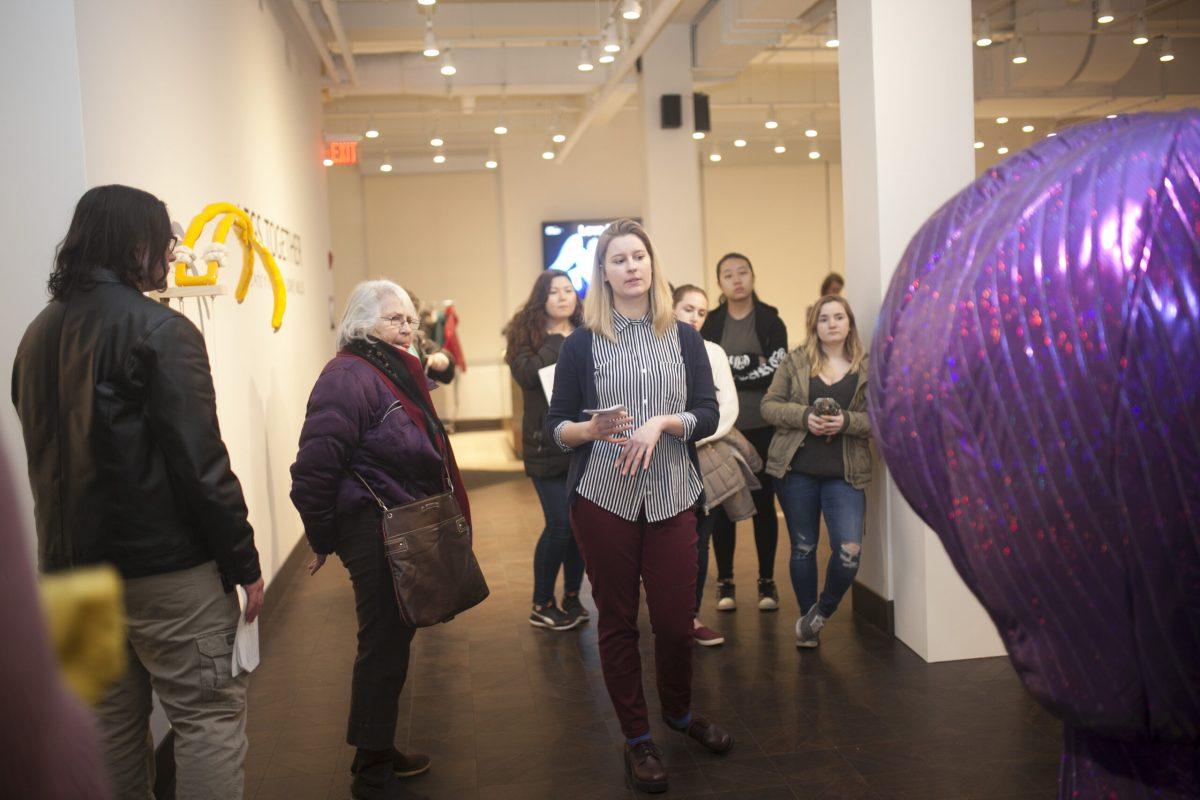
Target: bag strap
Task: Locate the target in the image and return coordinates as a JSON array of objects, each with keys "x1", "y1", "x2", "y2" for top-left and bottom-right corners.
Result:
[{"x1": 352, "y1": 469, "x2": 390, "y2": 512}]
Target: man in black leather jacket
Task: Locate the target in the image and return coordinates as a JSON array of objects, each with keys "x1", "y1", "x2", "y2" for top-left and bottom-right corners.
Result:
[{"x1": 11, "y1": 185, "x2": 263, "y2": 799}]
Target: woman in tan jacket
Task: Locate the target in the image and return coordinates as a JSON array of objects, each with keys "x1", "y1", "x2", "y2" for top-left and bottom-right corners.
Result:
[{"x1": 762, "y1": 295, "x2": 872, "y2": 649}]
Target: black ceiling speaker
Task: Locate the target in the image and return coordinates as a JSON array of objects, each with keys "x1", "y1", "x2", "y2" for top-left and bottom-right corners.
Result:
[
  {"x1": 693, "y1": 92, "x2": 711, "y2": 133},
  {"x1": 661, "y1": 94, "x2": 682, "y2": 129}
]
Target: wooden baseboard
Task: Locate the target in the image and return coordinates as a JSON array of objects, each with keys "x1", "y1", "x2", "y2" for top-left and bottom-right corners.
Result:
[{"x1": 851, "y1": 580, "x2": 895, "y2": 636}]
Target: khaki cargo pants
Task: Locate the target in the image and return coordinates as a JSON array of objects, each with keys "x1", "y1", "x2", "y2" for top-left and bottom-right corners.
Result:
[{"x1": 96, "y1": 561, "x2": 249, "y2": 800}]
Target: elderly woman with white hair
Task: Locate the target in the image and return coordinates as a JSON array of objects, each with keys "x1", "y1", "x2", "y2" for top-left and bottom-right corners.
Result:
[{"x1": 290, "y1": 280, "x2": 471, "y2": 800}]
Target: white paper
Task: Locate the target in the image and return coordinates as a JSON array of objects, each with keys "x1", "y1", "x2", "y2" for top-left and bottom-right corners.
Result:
[
  {"x1": 538, "y1": 364, "x2": 556, "y2": 403},
  {"x1": 231, "y1": 585, "x2": 260, "y2": 677},
  {"x1": 582, "y1": 404, "x2": 627, "y2": 416}
]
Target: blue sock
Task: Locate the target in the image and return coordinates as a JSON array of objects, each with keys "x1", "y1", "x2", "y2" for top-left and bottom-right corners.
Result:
[
  {"x1": 666, "y1": 711, "x2": 692, "y2": 731},
  {"x1": 627, "y1": 732, "x2": 652, "y2": 746}
]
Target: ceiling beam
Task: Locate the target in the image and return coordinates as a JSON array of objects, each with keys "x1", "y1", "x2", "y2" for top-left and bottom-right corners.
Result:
[
  {"x1": 558, "y1": 0, "x2": 686, "y2": 162},
  {"x1": 291, "y1": 0, "x2": 340, "y2": 82},
  {"x1": 319, "y1": 0, "x2": 359, "y2": 85}
]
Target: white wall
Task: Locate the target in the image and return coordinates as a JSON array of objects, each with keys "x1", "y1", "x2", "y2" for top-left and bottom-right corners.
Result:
[
  {"x1": 0, "y1": 0, "x2": 89, "y2": 557},
  {"x1": 70, "y1": 0, "x2": 334, "y2": 587}
]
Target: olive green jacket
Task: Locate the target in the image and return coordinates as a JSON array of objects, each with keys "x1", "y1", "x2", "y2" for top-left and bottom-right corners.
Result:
[{"x1": 760, "y1": 349, "x2": 873, "y2": 488}]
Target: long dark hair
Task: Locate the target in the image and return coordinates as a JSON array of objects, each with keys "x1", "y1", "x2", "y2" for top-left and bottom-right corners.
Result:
[
  {"x1": 49, "y1": 185, "x2": 174, "y2": 299},
  {"x1": 715, "y1": 251, "x2": 759, "y2": 304},
  {"x1": 503, "y1": 269, "x2": 582, "y2": 363}
]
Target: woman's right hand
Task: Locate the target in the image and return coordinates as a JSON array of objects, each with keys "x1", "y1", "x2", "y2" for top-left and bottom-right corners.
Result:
[
  {"x1": 586, "y1": 410, "x2": 634, "y2": 443},
  {"x1": 807, "y1": 412, "x2": 834, "y2": 436},
  {"x1": 308, "y1": 553, "x2": 327, "y2": 576}
]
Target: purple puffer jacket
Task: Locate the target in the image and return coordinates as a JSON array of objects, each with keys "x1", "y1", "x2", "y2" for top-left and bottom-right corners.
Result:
[{"x1": 290, "y1": 354, "x2": 444, "y2": 555}]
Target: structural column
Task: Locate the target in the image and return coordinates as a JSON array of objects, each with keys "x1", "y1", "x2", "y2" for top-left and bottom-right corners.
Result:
[
  {"x1": 639, "y1": 22, "x2": 705, "y2": 287},
  {"x1": 837, "y1": 0, "x2": 1005, "y2": 662}
]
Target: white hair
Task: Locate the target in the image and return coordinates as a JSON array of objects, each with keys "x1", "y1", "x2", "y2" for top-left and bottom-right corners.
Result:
[{"x1": 337, "y1": 279, "x2": 416, "y2": 350}]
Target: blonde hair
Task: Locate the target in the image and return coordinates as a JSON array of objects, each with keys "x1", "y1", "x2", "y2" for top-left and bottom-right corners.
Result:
[
  {"x1": 803, "y1": 295, "x2": 866, "y2": 377},
  {"x1": 584, "y1": 218, "x2": 676, "y2": 340}
]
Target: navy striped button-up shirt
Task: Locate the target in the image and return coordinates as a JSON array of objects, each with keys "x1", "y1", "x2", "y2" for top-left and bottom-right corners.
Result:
[{"x1": 554, "y1": 313, "x2": 703, "y2": 522}]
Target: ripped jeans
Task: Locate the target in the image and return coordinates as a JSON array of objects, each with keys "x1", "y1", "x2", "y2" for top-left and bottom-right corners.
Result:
[{"x1": 774, "y1": 473, "x2": 865, "y2": 619}]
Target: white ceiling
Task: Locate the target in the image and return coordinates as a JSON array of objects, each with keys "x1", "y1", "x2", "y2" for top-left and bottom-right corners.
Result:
[{"x1": 305, "y1": 0, "x2": 1200, "y2": 170}]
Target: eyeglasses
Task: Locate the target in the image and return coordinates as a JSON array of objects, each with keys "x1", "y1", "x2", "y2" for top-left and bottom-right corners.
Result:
[{"x1": 380, "y1": 314, "x2": 418, "y2": 328}]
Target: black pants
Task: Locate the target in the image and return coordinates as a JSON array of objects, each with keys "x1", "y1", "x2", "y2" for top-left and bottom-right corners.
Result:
[
  {"x1": 711, "y1": 426, "x2": 779, "y2": 582},
  {"x1": 695, "y1": 510, "x2": 714, "y2": 613},
  {"x1": 336, "y1": 507, "x2": 416, "y2": 750}
]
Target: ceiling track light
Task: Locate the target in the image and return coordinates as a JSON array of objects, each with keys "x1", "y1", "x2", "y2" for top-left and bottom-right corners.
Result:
[
  {"x1": 774, "y1": 139, "x2": 786, "y2": 154},
  {"x1": 323, "y1": 157, "x2": 334, "y2": 167},
  {"x1": 440, "y1": 50, "x2": 456, "y2": 76},
  {"x1": 804, "y1": 126, "x2": 818, "y2": 138},
  {"x1": 975, "y1": 15, "x2": 993, "y2": 47},
  {"x1": 973, "y1": 140, "x2": 985, "y2": 149},
  {"x1": 997, "y1": 145, "x2": 1009, "y2": 155},
  {"x1": 1159, "y1": 35, "x2": 1175, "y2": 62},
  {"x1": 599, "y1": 51, "x2": 615, "y2": 64},
  {"x1": 380, "y1": 154, "x2": 393, "y2": 173},
  {"x1": 824, "y1": 12, "x2": 839, "y2": 48},
  {"x1": 433, "y1": 150, "x2": 446, "y2": 164},
  {"x1": 764, "y1": 104, "x2": 779, "y2": 130},
  {"x1": 692, "y1": 130, "x2": 706, "y2": 140},
  {"x1": 364, "y1": 117, "x2": 380, "y2": 139},
  {"x1": 542, "y1": 146, "x2": 556, "y2": 160},
  {"x1": 494, "y1": 110, "x2": 508, "y2": 136},
  {"x1": 1011, "y1": 36, "x2": 1028, "y2": 65},
  {"x1": 709, "y1": 147, "x2": 722, "y2": 163},
  {"x1": 808, "y1": 148, "x2": 820, "y2": 160},
  {"x1": 423, "y1": 21, "x2": 440, "y2": 57},
  {"x1": 578, "y1": 41, "x2": 594, "y2": 72},
  {"x1": 417, "y1": 0, "x2": 436, "y2": 6},
  {"x1": 733, "y1": 138, "x2": 747, "y2": 148},
  {"x1": 1132, "y1": 15, "x2": 1149, "y2": 45},
  {"x1": 1022, "y1": 123, "x2": 1035, "y2": 133},
  {"x1": 604, "y1": 22, "x2": 621, "y2": 53},
  {"x1": 996, "y1": 115, "x2": 1009, "y2": 125},
  {"x1": 485, "y1": 154, "x2": 498, "y2": 170},
  {"x1": 1096, "y1": 0, "x2": 1115, "y2": 25},
  {"x1": 552, "y1": 132, "x2": 567, "y2": 144},
  {"x1": 621, "y1": 0, "x2": 642, "y2": 21},
  {"x1": 430, "y1": 135, "x2": 444, "y2": 147}
]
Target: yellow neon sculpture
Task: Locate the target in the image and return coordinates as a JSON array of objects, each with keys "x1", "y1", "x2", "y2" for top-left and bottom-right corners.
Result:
[{"x1": 172, "y1": 202, "x2": 287, "y2": 331}]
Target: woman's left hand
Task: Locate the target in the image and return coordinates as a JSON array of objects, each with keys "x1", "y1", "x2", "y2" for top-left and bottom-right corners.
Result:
[
  {"x1": 615, "y1": 417, "x2": 665, "y2": 476},
  {"x1": 815, "y1": 412, "x2": 844, "y2": 437},
  {"x1": 308, "y1": 553, "x2": 327, "y2": 576}
]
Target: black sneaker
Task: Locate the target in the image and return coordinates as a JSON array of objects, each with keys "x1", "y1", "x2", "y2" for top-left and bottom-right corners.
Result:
[
  {"x1": 716, "y1": 580, "x2": 736, "y2": 611},
  {"x1": 391, "y1": 749, "x2": 430, "y2": 778},
  {"x1": 561, "y1": 593, "x2": 590, "y2": 623},
  {"x1": 529, "y1": 602, "x2": 583, "y2": 631},
  {"x1": 757, "y1": 579, "x2": 780, "y2": 611}
]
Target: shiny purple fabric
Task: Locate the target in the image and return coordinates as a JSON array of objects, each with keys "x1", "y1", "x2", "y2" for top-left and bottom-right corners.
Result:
[{"x1": 870, "y1": 111, "x2": 1200, "y2": 798}]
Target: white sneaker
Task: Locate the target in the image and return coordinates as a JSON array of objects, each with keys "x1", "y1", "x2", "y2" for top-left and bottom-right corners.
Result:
[
  {"x1": 716, "y1": 581, "x2": 736, "y2": 611},
  {"x1": 795, "y1": 606, "x2": 826, "y2": 649}
]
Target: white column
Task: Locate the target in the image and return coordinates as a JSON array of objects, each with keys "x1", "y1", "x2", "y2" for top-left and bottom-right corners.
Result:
[
  {"x1": 837, "y1": 0, "x2": 1005, "y2": 662},
  {"x1": 0, "y1": 0, "x2": 89, "y2": 556},
  {"x1": 639, "y1": 23, "x2": 705, "y2": 287}
]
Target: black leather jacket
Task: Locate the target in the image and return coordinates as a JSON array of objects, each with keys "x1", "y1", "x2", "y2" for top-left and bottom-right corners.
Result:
[
  {"x1": 11, "y1": 272, "x2": 261, "y2": 588},
  {"x1": 509, "y1": 334, "x2": 571, "y2": 479}
]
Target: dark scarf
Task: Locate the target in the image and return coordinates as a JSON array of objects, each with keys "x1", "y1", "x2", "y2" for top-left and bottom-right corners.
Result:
[{"x1": 343, "y1": 338, "x2": 472, "y2": 524}]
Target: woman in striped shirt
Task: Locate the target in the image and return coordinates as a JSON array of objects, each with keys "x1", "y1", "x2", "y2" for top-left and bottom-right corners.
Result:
[{"x1": 546, "y1": 219, "x2": 734, "y2": 794}]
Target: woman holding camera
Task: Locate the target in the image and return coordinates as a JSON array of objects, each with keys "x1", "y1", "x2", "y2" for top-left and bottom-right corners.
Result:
[{"x1": 762, "y1": 295, "x2": 872, "y2": 649}]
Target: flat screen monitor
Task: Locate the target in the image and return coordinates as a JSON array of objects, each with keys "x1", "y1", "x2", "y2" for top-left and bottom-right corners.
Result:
[{"x1": 541, "y1": 219, "x2": 621, "y2": 299}]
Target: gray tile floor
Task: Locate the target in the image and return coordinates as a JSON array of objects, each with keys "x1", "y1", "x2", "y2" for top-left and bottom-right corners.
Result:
[{"x1": 243, "y1": 472, "x2": 1063, "y2": 799}]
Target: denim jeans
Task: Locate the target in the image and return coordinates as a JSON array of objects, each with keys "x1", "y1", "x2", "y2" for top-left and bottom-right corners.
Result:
[
  {"x1": 531, "y1": 474, "x2": 585, "y2": 606},
  {"x1": 774, "y1": 472, "x2": 865, "y2": 618}
]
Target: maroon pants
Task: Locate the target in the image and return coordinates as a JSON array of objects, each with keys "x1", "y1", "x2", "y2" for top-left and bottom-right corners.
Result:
[{"x1": 570, "y1": 496, "x2": 698, "y2": 739}]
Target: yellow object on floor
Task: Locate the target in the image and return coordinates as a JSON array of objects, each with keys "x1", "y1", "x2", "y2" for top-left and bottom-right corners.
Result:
[{"x1": 39, "y1": 565, "x2": 126, "y2": 706}]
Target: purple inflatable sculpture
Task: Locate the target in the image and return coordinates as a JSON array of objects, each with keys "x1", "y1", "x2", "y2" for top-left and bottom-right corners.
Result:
[{"x1": 870, "y1": 111, "x2": 1200, "y2": 798}]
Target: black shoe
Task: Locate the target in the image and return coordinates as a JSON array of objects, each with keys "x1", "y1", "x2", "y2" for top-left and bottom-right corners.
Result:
[
  {"x1": 716, "y1": 580, "x2": 736, "y2": 611},
  {"x1": 391, "y1": 749, "x2": 430, "y2": 778},
  {"x1": 529, "y1": 602, "x2": 583, "y2": 631},
  {"x1": 561, "y1": 593, "x2": 590, "y2": 623},
  {"x1": 351, "y1": 749, "x2": 407, "y2": 800},
  {"x1": 757, "y1": 578, "x2": 779, "y2": 611}
]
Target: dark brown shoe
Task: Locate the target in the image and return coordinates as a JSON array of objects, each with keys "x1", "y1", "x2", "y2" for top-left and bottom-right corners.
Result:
[
  {"x1": 671, "y1": 714, "x2": 735, "y2": 754},
  {"x1": 624, "y1": 740, "x2": 668, "y2": 793}
]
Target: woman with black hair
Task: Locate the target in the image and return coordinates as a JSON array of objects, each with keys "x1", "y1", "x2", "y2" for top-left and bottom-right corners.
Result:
[
  {"x1": 504, "y1": 269, "x2": 589, "y2": 630},
  {"x1": 700, "y1": 253, "x2": 788, "y2": 613}
]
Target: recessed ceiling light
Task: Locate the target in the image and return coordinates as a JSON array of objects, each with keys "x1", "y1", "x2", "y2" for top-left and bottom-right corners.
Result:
[
  {"x1": 733, "y1": 138, "x2": 747, "y2": 148},
  {"x1": 997, "y1": 146, "x2": 1009, "y2": 155},
  {"x1": 996, "y1": 116, "x2": 1009, "y2": 124},
  {"x1": 974, "y1": 141, "x2": 985, "y2": 149},
  {"x1": 1022, "y1": 124, "x2": 1035, "y2": 133}
]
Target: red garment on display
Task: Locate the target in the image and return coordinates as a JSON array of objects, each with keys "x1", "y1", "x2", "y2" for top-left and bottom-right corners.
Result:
[{"x1": 443, "y1": 305, "x2": 467, "y2": 372}]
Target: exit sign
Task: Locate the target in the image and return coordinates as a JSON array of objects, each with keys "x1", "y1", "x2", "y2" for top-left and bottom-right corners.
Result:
[{"x1": 326, "y1": 141, "x2": 358, "y2": 165}]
